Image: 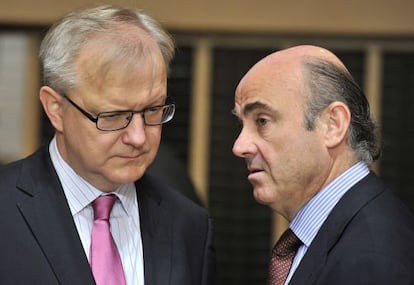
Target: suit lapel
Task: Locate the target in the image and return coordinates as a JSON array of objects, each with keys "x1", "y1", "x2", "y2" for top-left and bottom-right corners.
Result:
[
  {"x1": 16, "y1": 147, "x2": 95, "y2": 285},
  {"x1": 137, "y1": 174, "x2": 172, "y2": 285},
  {"x1": 289, "y1": 173, "x2": 385, "y2": 285}
]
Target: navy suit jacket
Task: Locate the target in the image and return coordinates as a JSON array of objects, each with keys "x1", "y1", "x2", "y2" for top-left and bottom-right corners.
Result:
[
  {"x1": 0, "y1": 146, "x2": 215, "y2": 285},
  {"x1": 290, "y1": 172, "x2": 414, "y2": 284}
]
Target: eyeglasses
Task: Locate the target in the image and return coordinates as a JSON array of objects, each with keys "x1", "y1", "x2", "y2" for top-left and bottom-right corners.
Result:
[{"x1": 62, "y1": 94, "x2": 175, "y2": 131}]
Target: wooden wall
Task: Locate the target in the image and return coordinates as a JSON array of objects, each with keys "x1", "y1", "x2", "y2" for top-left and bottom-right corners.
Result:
[{"x1": 0, "y1": 0, "x2": 413, "y2": 36}]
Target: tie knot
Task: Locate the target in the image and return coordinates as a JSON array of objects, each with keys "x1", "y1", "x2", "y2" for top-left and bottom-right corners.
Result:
[
  {"x1": 273, "y1": 228, "x2": 302, "y2": 257},
  {"x1": 92, "y1": 194, "x2": 117, "y2": 221}
]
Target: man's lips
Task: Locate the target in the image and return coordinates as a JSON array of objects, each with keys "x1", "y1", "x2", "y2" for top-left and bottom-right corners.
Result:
[
  {"x1": 118, "y1": 153, "x2": 144, "y2": 159},
  {"x1": 117, "y1": 148, "x2": 149, "y2": 160},
  {"x1": 247, "y1": 167, "x2": 264, "y2": 177}
]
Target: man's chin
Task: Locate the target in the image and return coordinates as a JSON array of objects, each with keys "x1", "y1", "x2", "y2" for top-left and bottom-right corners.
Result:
[
  {"x1": 108, "y1": 166, "x2": 147, "y2": 184},
  {"x1": 252, "y1": 186, "x2": 275, "y2": 206}
]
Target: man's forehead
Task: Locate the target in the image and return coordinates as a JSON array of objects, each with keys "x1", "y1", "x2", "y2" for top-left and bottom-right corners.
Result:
[{"x1": 233, "y1": 95, "x2": 274, "y2": 117}]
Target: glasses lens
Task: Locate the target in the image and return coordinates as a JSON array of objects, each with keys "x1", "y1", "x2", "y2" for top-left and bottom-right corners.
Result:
[
  {"x1": 96, "y1": 104, "x2": 175, "y2": 130},
  {"x1": 145, "y1": 104, "x2": 175, "y2": 125},
  {"x1": 97, "y1": 111, "x2": 132, "y2": 131}
]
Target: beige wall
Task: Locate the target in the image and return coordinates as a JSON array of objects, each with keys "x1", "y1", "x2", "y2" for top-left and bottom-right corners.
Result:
[{"x1": 0, "y1": 0, "x2": 413, "y2": 36}]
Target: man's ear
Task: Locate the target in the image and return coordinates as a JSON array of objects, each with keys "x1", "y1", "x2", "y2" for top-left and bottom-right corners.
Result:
[
  {"x1": 319, "y1": 101, "x2": 351, "y2": 148},
  {"x1": 39, "y1": 86, "x2": 65, "y2": 132}
]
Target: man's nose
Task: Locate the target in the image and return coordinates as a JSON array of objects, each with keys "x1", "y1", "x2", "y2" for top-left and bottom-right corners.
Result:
[
  {"x1": 232, "y1": 128, "x2": 255, "y2": 158},
  {"x1": 122, "y1": 114, "x2": 147, "y2": 146}
]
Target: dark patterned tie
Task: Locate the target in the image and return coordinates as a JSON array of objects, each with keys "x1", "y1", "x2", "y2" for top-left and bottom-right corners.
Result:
[{"x1": 268, "y1": 228, "x2": 302, "y2": 285}]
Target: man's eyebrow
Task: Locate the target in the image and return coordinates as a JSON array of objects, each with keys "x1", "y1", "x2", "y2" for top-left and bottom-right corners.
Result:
[
  {"x1": 239, "y1": 101, "x2": 273, "y2": 116},
  {"x1": 232, "y1": 101, "x2": 276, "y2": 119}
]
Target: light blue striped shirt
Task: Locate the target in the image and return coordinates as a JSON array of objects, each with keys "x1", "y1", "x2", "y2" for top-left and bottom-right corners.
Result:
[
  {"x1": 285, "y1": 162, "x2": 370, "y2": 284},
  {"x1": 49, "y1": 136, "x2": 144, "y2": 285}
]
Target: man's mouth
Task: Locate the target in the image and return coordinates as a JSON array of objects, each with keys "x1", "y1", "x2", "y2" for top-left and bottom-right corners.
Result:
[{"x1": 248, "y1": 167, "x2": 263, "y2": 175}]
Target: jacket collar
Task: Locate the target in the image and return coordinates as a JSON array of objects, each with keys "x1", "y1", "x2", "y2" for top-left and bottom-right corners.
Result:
[
  {"x1": 289, "y1": 173, "x2": 385, "y2": 284},
  {"x1": 15, "y1": 146, "x2": 95, "y2": 285},
  {"x1": 16, "y1": 146, "x2": 174, "y2": 285}
]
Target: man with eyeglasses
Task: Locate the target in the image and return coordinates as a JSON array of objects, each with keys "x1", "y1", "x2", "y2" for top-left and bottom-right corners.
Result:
[{"x1": 0, "y1": 5, "x2": 215, "y2": 285}]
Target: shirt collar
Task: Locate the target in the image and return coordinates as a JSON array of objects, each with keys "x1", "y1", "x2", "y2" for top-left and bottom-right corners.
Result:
[
  {"x1": 49, "y1": 136, "x2": 137, "y2": 217},
  {"x1": 290, "y1": 162, "x2": 370, "y2": 247}
]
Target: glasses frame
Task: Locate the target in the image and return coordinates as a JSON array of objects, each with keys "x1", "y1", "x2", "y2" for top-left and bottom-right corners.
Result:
[{"x1": 61, "y1": 94, "x2": 175, "y2": 131}]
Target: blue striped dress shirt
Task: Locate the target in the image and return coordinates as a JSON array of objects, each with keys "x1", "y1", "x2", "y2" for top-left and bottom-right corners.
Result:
[
  {"x1": 49, "y1": 136, "x2": 144, "y2": 285},
  {"x1": 285, "y1": 162, "x2": 370, "y2": 284}
]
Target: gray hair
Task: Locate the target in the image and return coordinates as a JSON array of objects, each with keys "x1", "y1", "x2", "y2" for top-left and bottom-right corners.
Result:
[
  {"x1": 302, "y1": 58, "x2": 381, "y2": 164},
  {"x1": 39, "y1": 5, "x2": 175, "y2": 93}
]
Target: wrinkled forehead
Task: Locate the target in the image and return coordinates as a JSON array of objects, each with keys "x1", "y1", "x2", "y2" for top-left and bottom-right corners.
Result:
[
  {"x1": 234, "y1": 58, "x2": 304, "y2": 116},
  {"x1": 234, "y1": 79, "x2": 266, "y2": 114},
  {"x1": 75, "y1": 25, "x2": 166, "y2": 87}
]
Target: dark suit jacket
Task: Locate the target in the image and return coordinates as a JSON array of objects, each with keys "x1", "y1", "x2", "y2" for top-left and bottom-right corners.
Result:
[
  {"x1": 0, "y1": 146, "x2": 215, "y2": 285},
  {"x1": 290, "y1": 172, "x2": 414, "y2": 285}
]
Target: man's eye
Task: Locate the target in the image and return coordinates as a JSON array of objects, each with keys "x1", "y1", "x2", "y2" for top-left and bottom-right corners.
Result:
[
  {"x1": 100, "y1": 112, "x2": 123, "y2": 119},
  {"x1": 145, "y1": 106, "x2": 161, "y2": 114},
  {"x1": 99, "y1": 112, "x2": 128, "y2": 122},
  {"x1": 256, "y1": 117, "x2": 268, "y2": 126}
]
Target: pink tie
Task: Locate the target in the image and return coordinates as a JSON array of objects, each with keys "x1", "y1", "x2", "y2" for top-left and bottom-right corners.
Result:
[{"x1": 90, "y1": 195, "x2": 126, "y2": 285}]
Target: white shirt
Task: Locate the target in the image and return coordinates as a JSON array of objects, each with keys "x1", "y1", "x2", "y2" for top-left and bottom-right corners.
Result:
[{"x1": 49, "y1": 136, "x2": 145, "y2": 285}]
